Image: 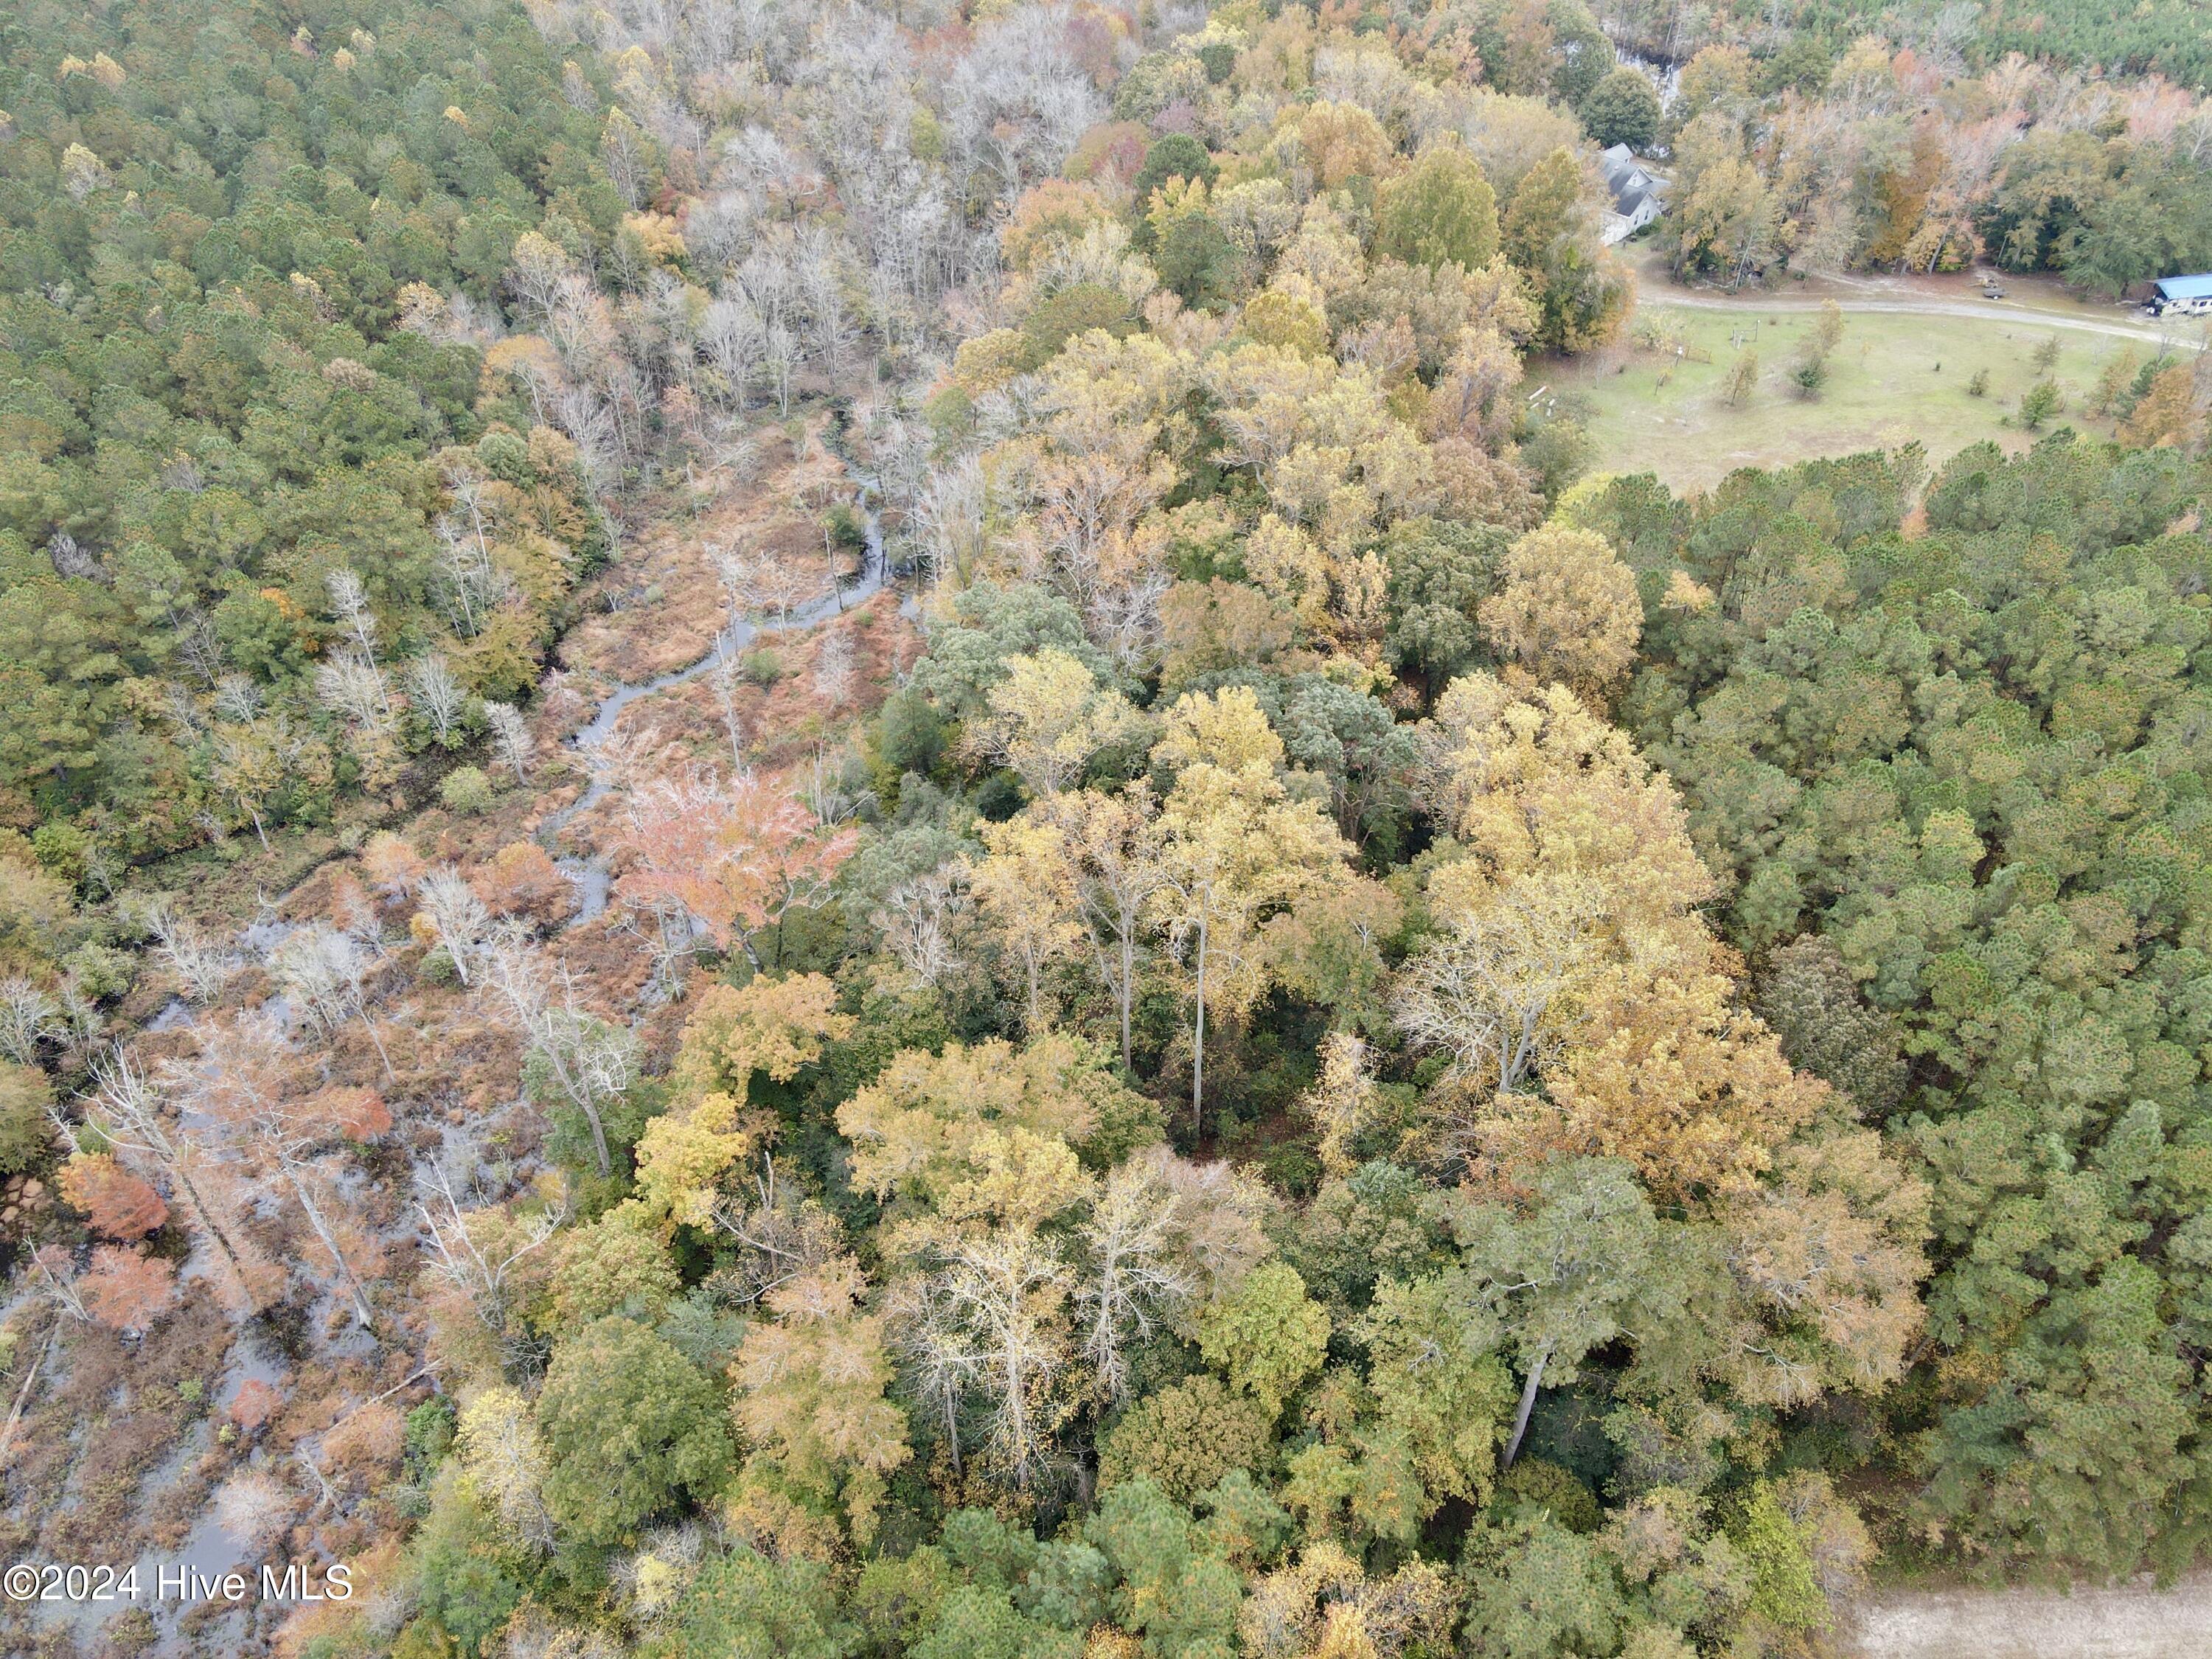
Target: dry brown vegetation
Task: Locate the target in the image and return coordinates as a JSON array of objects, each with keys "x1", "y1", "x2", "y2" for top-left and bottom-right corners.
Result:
[{"x1": 1, "y1": 398, "x2": 914, "y2": 1656}]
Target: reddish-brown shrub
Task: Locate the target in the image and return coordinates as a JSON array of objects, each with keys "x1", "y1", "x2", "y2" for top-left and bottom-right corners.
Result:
[
  {"x1": 323, "y1": 1402, "x2": 406, "y2": 1479},
  {"x1": 470, "y1": 841, "x2": 571, "y2": 926},
  {"x1": 230, "y1": 1377, "x2": 285, "y2": 1433},
  {"x1": 78, "y1": 1246, "x2": 179, "y2": 1335},
  {"x1": 316, "y1": 1086, "x2": 394, "y2": 1141},
  {"x1": 58, "y1": 1153, "x2": 169, "y2": 1241}
]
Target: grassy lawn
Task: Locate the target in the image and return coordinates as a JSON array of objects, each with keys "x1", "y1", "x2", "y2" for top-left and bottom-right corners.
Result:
[{"x1": 1562, "y1": 302, "x2": 2137, "y2": 494}]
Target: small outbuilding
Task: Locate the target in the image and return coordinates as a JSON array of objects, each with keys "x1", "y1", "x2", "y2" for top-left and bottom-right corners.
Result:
[
  {"x1": 2148, "y1": 274, "x2": 2212, "y2": 316},
  {"x1": 1598, "y1": 143, "x2": 1665, "y2": 246}
]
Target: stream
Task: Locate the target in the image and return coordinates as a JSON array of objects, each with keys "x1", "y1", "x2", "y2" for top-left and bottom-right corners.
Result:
[
  {"x1": 537, "y1": 487, "x2": 892, "y2": 919},
  {"x1": 27, "y1": 458, "x2": 911, "y2": 1655}
]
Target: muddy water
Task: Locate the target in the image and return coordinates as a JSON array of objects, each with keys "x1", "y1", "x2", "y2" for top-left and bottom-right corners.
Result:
[{"x1": 32, "y1": 1357, "x2": 282, "y2": 1645}]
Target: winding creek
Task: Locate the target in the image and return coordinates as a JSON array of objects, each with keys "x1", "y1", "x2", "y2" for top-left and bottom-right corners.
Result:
[
  {"x1": 29, "y1": 466, "x2": 904, "y2": 1649},
  {"x1": 537, "y1": 485, "x2": 894, "y2": 921}
]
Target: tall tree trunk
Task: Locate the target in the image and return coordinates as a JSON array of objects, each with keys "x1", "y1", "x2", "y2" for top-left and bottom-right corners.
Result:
[
  {"x1": 1191, "y1": 913, "x2": 1208, "y2": 1138},
  {"x1": 285, "y1": 1166, "x2": 375, "y2": 1330},
  {"x1": 574, "y1": 1091, "x2": 612, "y2": 1178},
  {"x1": 1119, "y1": 928, "x2": 1134, "y2": 1071},
  {"x1": 363, "y1": 1015, "x2": 395, "y2": 1083},
  {"x1": 170, "y1": 1161, "x2": 251, "y2": 1287},
  {"x1": 538, "y1": 1042, "x2": 613, "y2": 1177},
  {"x1": 1503, "y1": 1343, "x2": 1551, "y2": 1472}
]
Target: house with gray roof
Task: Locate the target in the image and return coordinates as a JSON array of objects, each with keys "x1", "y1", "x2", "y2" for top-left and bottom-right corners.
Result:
[{"x1": 1597, "y1": 143, "x2": 1665, "y2": 246}]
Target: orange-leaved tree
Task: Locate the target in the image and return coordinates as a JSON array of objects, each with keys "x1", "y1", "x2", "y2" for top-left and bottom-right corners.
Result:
[{"x1": 616, "y1": 768, "x2": 858, "y2": 970}]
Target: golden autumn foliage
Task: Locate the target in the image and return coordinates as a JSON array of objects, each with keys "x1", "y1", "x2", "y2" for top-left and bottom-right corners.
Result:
[
  {"x1": 729, "y1": 1253, "x2": 912, "y2": 1548},
  {"x1": 1478, "y1": 524, "x2": 1644, "y2": 704},
  {"x1": 835, "y1": 1032, "x2": 1155, "y2": 1231},
  {"x1": 1478, "y1": 961, "x2": 1831, "y2": 1200},
  {"x1": 675, "y1": 973, "x2": 854, "y2": 1096},
  {"x1": 636, "y1": 974, "x2": 853, "y2": 1231},
  {"x1": 974, "y1": 813, "x2": 1085, "y2": 1032}
]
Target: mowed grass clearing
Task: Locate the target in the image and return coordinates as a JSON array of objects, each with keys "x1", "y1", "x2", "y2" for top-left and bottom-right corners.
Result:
[{"x1": 1562, "y1": 302, "x2": 2140, "y2": 494}]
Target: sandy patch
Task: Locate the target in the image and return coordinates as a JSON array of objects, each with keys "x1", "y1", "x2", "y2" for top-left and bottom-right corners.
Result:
[{"x1": 1845, "y1": 1574, "x2": 2212, "y2": 1659}]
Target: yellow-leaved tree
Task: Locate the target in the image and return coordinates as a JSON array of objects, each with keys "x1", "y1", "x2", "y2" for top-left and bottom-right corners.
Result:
[
  {"x1": 1144, "y1": 686, "x2": 1359, "y2": 1133},
  {"x1": 967, "y1": 647, "x2": 1145, "y2": 797},
  {"x1": 1478, "y1": 523, "x2": 1644, "y2": 704},
  {"x1": 835, "y1": 1032, "x2": 1158, "y2": 1242},
  {"x1": 1397, "y1": 673, "x2": 1929, "y2": 1409},
  {"x1": 973, "y1": 812, "x2": 1084, "y2": 1034},
  {"x1": 632, "y1": 974, "x2": 852, "y2": 1231},
  {"x1": 728, "y1": 1253, "x2": 912, "y2": 1554}
]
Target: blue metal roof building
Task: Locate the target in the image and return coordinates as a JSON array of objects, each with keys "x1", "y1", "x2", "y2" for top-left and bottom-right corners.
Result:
[{"x1": 2154, "y1": 274, "x2": 2212, "y2": 299}]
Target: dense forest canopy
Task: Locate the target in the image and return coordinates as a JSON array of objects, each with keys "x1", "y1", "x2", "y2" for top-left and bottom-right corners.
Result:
[
  {"x1": 1601, "y1": 0, "x2": 2212, "y2": 95},
  {"x1": 1588, "y1": 439, "x2": 2212, "y2": 1573},
  {"x1": 0, "y1": 0, "x2": 613, "y2": 849},
  {"x1": 1630, "y1": 25, "x2": 2212, "y2": 291},
  {"x1": 0, "y1": 1, "x2": 2208, "y2": 1658}
]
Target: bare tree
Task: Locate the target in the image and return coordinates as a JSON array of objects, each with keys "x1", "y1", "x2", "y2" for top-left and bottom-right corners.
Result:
[
  {"x1": 701, "y1": 292, "x2": 768, "y2": 410},
  {"x1": 215, "y1": 1469, "x2": 300, "y2": 1560},
  {"x1": 325, "y1": 568, "x2": 382, "y2": 672},
  {"x1": 417, "y1": 1156, "x2": 566, "y2": 1371},
  {"x1": 812, "y1": 628, "x2": 855, "y2": 708},
  {"x1": 888, "y1": 1269, "x2": 981, "y2": 1475},
  {"x1": 273, "y1": 922, "x2": 395, "y2": 1082},
  {"x1": 801, "y1": 742, "x2": 871, "y2": 830},
  {"x1": 483, "y1": 700, "x2": 533, "y2": 782},
  {"x1": 1393, "y1": 876, "x2": 1601, "y2": 1100},
  {"x1": 73, "y1": 1048, "x2": 259, "y2": 1305},
  {"x1": 29, "y1": 1246, "x2": 90, "y2": 1323},
  {"x1": 916, "y1": 453, "x2": 992, "y2": 587},
  {"x1": 939, "y1": 6, "x2": 1105, "y2": 206},
  {"x1": 712, "y1": 540, "x2": 762, "y2": 638},
  {"x1": 1075, "y1": 1155, "x2": 1197, "y2": 1402},
  {"x1": 479, "y1": 935, "x2": 636, "y2": 1178},
  {"x1": 406, "y1": 654, "x2": 468, "y2": 747},
  {"x1": 0, "y1": 977, "x2": 58, "y2": 1063},
  {"x1": 212, "y1": 673, "x2": 261, "y2": 724},
  {"x1": 708, "y1": 654, "x2": 748, "y2": 771},
  {"x1": 901, "y1": 1231, "x2": 1077, "y2": 1489},
  {"x1": 708, "y1": 1155, "x2": 845, "y2": 1307},
  {"x1": 316, "y1": 658, "x2": 395, "y2": 738},
  {"x1": 434, "y1": 509, "x2": 506, "y2": 636},
  {"x1": 143, "y1": 900, "x2": 236, "y2": 1005},
  {"x1": 417, "y1": 866, "x2": 493, "y2": 988},
  {"x1": 794, "y1": 225, "x2": 857, "y2": 378},
  {"x1": 762, "y1": 322, "x2": 801, "y2": 417},
  {"x1": 173, "y1": 1016, "x2": 380, "y2": 1329},
  {"x1": 872, "y1": 861, "x2": 970, "y2": 987}
]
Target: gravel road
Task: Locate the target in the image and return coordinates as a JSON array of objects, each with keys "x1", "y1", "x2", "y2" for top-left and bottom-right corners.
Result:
[
  {"x1": 1646, "y1": 288, "x2": 2183, "y2": 348},
  {"x1": 1624, "y1": 245, "x2": 2204, "y2": 349},
  {"x1": 1845, "y1": 1574, "x2": 2212, "y2": 1658}
]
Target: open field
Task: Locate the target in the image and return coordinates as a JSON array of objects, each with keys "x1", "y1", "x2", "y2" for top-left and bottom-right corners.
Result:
[
  {"x1": 1565, "y1": 299, "x2": 2152, "y2": 493},
  {"x1": 1563, "y1": 250, "x2": 2211, "y2": 493}
]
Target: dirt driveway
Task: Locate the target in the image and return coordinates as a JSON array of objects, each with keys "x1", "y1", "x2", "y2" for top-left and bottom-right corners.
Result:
[
  {"x1": 1845, "y1": 1573, "x2": 2212, "y2": 1658},
  {"x1": 1625, "y1": 245, "x2": 2203, "y2": 351}
]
